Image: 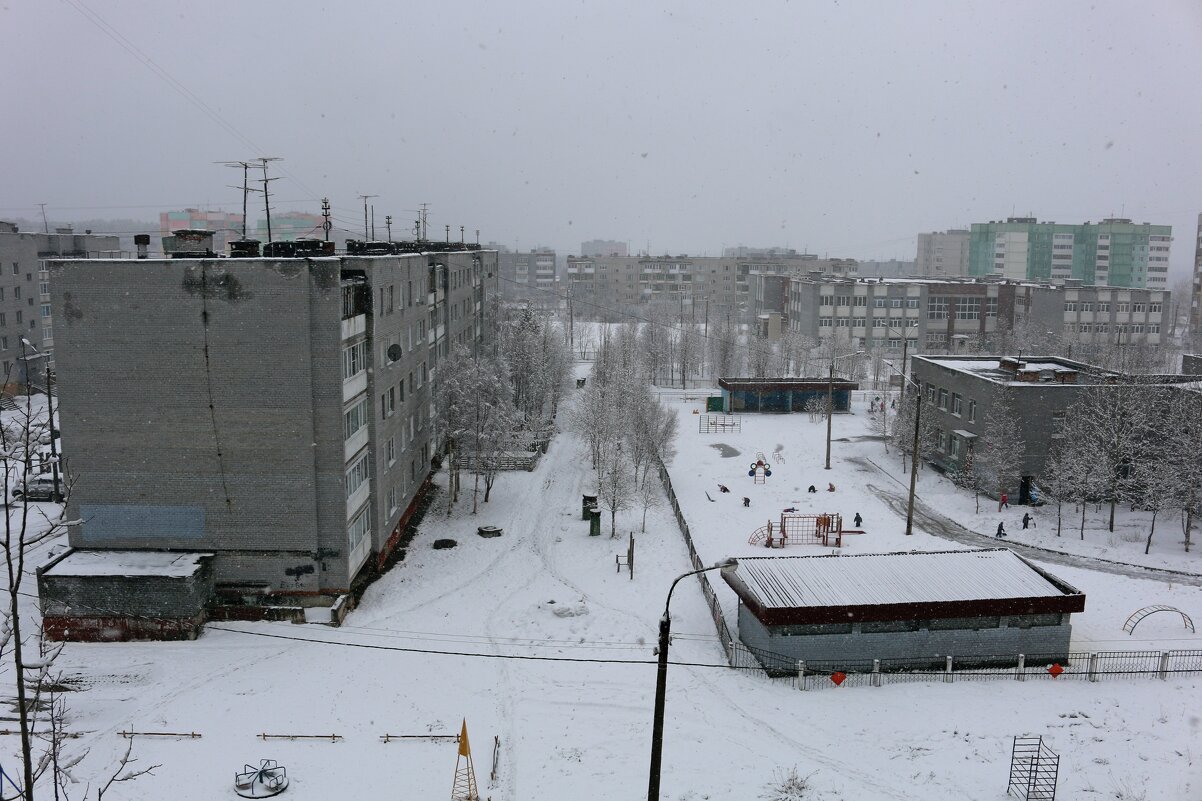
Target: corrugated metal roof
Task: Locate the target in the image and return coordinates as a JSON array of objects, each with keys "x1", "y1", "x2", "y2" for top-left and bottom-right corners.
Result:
[{"x1": 733, "y1": 549, "x2": 1067, "y2": 610}]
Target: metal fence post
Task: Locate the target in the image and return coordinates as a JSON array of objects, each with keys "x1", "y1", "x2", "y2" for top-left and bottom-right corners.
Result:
[
  {"x1": 1158, "y1": 651, "x2": 1170, "y2": 680},
  {"x1": 797, "y1": 660, "x2": 807, "y2": 691},
  {"x1": 1016, "y1": 653, "x2": 1025, "y2": 681},
  {"x1": 945, "y1": 655, "x2": 953, "y2": 683},
  {"x1": 872, "y1": 659, "x2": 881, "y2": 688},
  {"x1": 1088, "y1": 652, "x2": 1100, "y2": 682}
]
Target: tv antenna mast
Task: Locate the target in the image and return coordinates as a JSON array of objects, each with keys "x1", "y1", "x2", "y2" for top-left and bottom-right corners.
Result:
[
  {"x1": 256, "y1": 157, "x2": 283, "y2": 243},
  {"x1": 358, "y1": 194, "x2": 379, "y2": 240},
  {"x1": 216, "y1": 160, "x2": 254, "y2": 238}
]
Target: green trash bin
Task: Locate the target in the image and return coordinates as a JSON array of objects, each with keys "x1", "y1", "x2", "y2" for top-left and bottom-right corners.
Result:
[
  {"x1": 706, "y1": 396, "x2": 724, "y2": 413},
  {"x1": 582, "y1": 494, "x2": 598, "y2": 520},
  {"x1": 588, "y1": 507, "x2": 602, "y2": 536}
]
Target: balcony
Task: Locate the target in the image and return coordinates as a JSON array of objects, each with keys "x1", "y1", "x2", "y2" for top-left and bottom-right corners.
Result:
[{"x1": 343, "y1": 371, "x2": 367, "y2": 402}]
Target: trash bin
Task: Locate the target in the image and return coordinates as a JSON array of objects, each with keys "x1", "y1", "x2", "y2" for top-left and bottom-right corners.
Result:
[
  {"x1": 582, "y1": 494, "x2": 598, "y2": 520},
  {"x1": 588, "y1": 507, "x2": 602, "y2": 537},
  {"x1": 577, "y1": 378, "x2": 587, "y2": 389}
]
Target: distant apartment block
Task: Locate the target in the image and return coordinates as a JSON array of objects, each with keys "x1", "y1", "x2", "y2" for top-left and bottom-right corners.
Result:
[
  {"x1": 253, "y1": 211, "x2": 324, "y2": 242},
  {"x1": 968, "y1": 217, "x2": 1171, "y2": 288},
  {"x1": 565, "y1": 253, "x2": 857, "y2": 322},
  {"x1": 856, "y1": 259, "x2": 916, "y2": 278},
  {"x1": 580, "y1": 239, "x2": 628, "y2": 257},
  {"x1": 43, "y1": 247, "x2": 497, "y2": 639},
  {"x1": 1191, "y1": 213, "x2": 1202, "y2": 341},
  {"x1": 0, "y1": 221, "x2": 121, "y2": 384},
  {"x1": 916, "y1": 230, "x2": 970, "y2": 277},
  {"x1": 160, "y1": 208, "x2": 245, "y2": 254},
  {"x1": 499, "y1": 249, "x2": 557, "y2": 302},
  {"x1": 786, "y1": 277, "x2": 1169, "y2": 354}
]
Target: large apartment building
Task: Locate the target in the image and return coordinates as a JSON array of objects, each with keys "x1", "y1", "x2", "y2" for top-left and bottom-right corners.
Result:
[
  {"x1": 42, "y1": 245, "x2": 497, "y2": 638},
  {"x1": 565, "y1": 253, "x2": 857, "y2": 322},
  {"x1": 0, "y1": 222, "x2": 121, "y2": 385},
  {"x1": 499, "y1": 248, "x2": 557, "y2": 302},
  {"x1": 786, "y1": 277, "x2": 1169, "y2": 354},
  {"x1": 915, "y1": 229, "x2": 970, "y2": 277},
  {"x1": 968, "y1": 217, "x2": 1171, "y2": 288}
]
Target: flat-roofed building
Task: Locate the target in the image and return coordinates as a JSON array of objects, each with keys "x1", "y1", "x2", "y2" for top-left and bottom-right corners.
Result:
[{"x1": 723, "y1": 549, "x2": 1085, "y2": 674}]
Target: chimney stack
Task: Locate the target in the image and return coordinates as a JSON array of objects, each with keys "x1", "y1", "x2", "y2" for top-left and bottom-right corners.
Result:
[{"x1": 134, "y1": 234, "x2": 150, "y2": 259}]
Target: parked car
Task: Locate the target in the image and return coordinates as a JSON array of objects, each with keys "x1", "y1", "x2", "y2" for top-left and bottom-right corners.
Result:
[{"x1": 11, "y1": 475, "x2": 63, "y2": 503}]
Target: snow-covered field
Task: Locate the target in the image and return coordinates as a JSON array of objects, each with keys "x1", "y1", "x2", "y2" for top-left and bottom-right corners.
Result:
[{"x1": 5, "y1": 381, "x2": 1201, "y2": 800}]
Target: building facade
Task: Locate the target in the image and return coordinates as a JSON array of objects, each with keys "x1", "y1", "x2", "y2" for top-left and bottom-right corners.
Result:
[
  {"x1": 160, "y1": 208, "x2": 245, "y2": 254},
  {"x1": 253, "y1": 211, "x2": 324, "y2": 242},
  {"x1": 565, "y1": 253, "x2": 857, "y2": 323},
  {"x1": 1191, "y1": 213, "x2": 1202, "y2": 343},
  {"x1": 0, "y1": 222, "x2": 122, "y2": 384},
  {"x1": 916, "y1": 230, "x2": 970, "y2": 277},
  {"x1": 786, "y1": 277, "x2": 1169, "y2": 355},
  {"x1": 45, "y1": 248, "x2": 497, "y2": 633},
  {"x1": 498, "y1": 249, "x2": 557, "y2": 303},
  {"x1": 580, "y1": 239, "x2": 628, "y2": 257},
  {"x1": 968, "y1": 217, "x2": 1171, "y2": 288}
]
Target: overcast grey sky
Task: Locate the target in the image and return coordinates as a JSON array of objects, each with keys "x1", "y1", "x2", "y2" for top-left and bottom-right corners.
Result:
[{"x1": 4, "y1": 1, "x2": 1201, "y2": 270}]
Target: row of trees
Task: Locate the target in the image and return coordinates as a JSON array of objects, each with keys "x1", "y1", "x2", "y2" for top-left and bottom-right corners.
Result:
[
  {"x1": 570, "y1": 325, "x2": 678, "y2": 536},
  {"x1": 436, "y1": 309, "x2": 574, "y2": 514}
]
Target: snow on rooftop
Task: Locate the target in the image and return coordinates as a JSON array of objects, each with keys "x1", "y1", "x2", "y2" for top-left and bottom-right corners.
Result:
[
  {"x1": 44, "y1": 550, "x2": 212, "y2": 578},
  {"x1": 732, "y1": 548, "x2": 1071, "y2": 610}
]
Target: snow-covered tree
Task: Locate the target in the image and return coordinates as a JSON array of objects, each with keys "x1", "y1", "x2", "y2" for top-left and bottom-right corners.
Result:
[
  {"x1": 635, "y1": 470, "x2": 663, "y2": 532},
  {"x1": 973, "y1": 386, "x2": 1025, "y2": 503},
  {"x1": 596, "y1": 439, "x2": 634, "y2": 537}
]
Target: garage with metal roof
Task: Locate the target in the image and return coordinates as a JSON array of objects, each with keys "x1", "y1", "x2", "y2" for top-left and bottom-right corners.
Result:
[{"x1": 721, "y1": 548, "x2": 1085, "y2": 673}]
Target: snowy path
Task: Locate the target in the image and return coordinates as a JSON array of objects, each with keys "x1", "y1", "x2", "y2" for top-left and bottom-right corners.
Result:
[{"x1": 859, "y1": 456, "x2": 1202, "y2": 588}]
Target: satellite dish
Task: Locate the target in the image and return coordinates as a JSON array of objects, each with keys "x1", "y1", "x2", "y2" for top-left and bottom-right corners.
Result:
[{"x1": 387, "y1": 344, "x2": 402, "y2": 363}]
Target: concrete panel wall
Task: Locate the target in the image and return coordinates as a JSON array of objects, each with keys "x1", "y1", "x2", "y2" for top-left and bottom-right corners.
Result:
[{"x1": 738, "y1": 604, "x2": 1072, "y2": 669}]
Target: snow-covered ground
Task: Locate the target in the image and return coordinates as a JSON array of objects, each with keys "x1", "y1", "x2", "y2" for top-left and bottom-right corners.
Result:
[{"x1": 4, "y1": 382, "x2": 1201, "y2": 800}]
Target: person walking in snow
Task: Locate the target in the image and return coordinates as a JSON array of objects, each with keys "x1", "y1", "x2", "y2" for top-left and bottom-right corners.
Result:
[
  {"x1": 996, "y1": 521, "x2": 1006, "y2": 538},
  {"x1": 998, "y1": 492, "x2": 1009, "y2": 512},
  {"x1": 742, "y1": 497, "x2": 751, "y2": 508},
  {"x1": 1022, "y1": 512, "x2": 1032, "y2": 530},
  {"x1": 853, "y1": 512, "x2": 863, "y2": 527}
]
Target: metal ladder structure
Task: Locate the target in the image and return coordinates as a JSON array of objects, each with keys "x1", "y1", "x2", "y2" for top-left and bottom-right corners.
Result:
[{"x1": 1008, "y1": 737, "x2": 1059, "y2": 801}]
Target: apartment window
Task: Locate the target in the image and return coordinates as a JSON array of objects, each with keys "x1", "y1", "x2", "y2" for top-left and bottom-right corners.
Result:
[
  {"x1": 1079, "y1": 324, "x2": 1091, "y2": 333},
  {"x1": 819, "y1": 318, "x2": 833, "y2": 327},
  {"x1": 39, "y1": 282, "x2": 48, "y2": 296},
  {"x1": 343, "y1": 341, "x2": 367, "y2": 380},
  {"x1": 1064, "y1": 301, "x2": 1076, "y2": 312},
  {"x1": 955, "y1": 298, "x2": 980, "y2": 320},
  {"x1": 1132, "y1": 302, "x2": 1146, "y2": 313},
  {"x1": 967, "y1": 400, "x2": 976, "y2": 422},
  {"x1": 348, "y1": 507, "x2": 370, "y2": 550},
  {"x1": 890, "y1": 298, "x2": 902, "y2": 308},
  {"x1": 24, "y1": 273, "x2": 31, "y2": 282},
  {"x1": 1149, "y1": 324, "x2": 1160, "y2": 334},
  {"x1": 928, "y1": 297, "x2": 949, "y2": 320},
  {"x1": 937, "y1": 388, "x2": 948, "y2": 410},
  {"x1": 1080, "y1": 302, "x2": 1093, "y2": 312},
  {"x1": 834, "y1": 295, "x2": 851, "y2": 307},
  {"x1": 408, "y1": 372, "x2": 414, "y2": 394},
  {"x1": 1133, "y1": 324, "x2": 1145, "y2": 334},
  {"x1": 1148, "y1": 303, "x2": 1161, "y2": 314},
  {"x1": 986, "y1": 297, "x2": 998, "y2": 318},
  {"x1": 937, "y1": 431, "x2": 947, "y2": 451},
  {"x1": 40, "y1": 304, "x2": 51, "y2": 319},
  {"x1": 0, "y1": 313, "x2": 5, "y2": 326},
  {"x1": 0, "y1": 288, "x2": 5, "y2": 301},
  {"x1": 420, "y1": 362, "x2": 428, "y2": 386},
  {"x1": 11, "y1": 263, "x2": 18, "y2": 275},
  {"x1": 906, "y1": 298, "x2": 919, "y2": 309},
  {"x1": 852, "y1": 296, "x2": 866, "y2": 307},
  {"x1": 388, "y1": 285, "x2": 395, "y2": 314},
  {"x1": 949, "y1": 437, "x2": 961, "y2": 458},
  {"x1": 1117, "y1": 302, "x2": 1129, "y2": 313},
  {"x1": 836, "y1": 318, "x2": 850, "y2": 328},
  {"x1": 15, "y1": 312, "x2": 21, "y2": 324},
  {"x1": 343, "y1": 398, "x2": 368, "y2": 439},
  {"x1": 1097, "y1": 302, "x2": 1110, "y2": 312},
  {"x1": 819, "y1": 295, "x2": 833, "y2": 307},
  {"x1": 345, "y1": 452, "x2": 370, "y2": 498},
  {"x1": 0, "y1": 337, "x2": 6, "y2": 350},
  {"x1": 13, "y1": 287, "x2": 20, "y2": 300},
  {"x1": 387, "y1": 487, "x2": 398, "y2": 516},
  {"x1": 386, "y1": 436, "x2": 397, "y2": 466},
  {"x1": 887, "y1": 338, "x2": 901, "y2": 349},
  {"x1": 951, "y1": 393, "x2": 962, "y2": 416},
  {"x1": 874, "y1": 297, "x2": 887, "y2": 308},
  {"x1": 852, "y1": 317, "x2": 865, "y2": 328},
  {"x1": 926, "y1": 383, "x2": 936, "y2": 403}
]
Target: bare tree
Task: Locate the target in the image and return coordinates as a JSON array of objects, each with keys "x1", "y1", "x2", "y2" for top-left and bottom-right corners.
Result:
[{"x1": 973, "y1": 386, "x2": 1025, "y2": 505}]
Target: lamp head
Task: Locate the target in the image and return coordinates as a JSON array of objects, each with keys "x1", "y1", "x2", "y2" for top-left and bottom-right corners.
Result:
[{"x1": 713, "y1": 557, "x2": 738, "y2": 573}]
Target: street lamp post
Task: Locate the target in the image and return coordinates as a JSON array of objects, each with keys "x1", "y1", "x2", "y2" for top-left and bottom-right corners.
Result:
[
  {"x1": 884, "y1": 361, "x2": 922, "y2": 536},
  {"x1": 648, "y1": 558, "x2": 738, "y2": 801},
  {"x1": 824, "y1": 351, "x2": 865, "y2": 470}
]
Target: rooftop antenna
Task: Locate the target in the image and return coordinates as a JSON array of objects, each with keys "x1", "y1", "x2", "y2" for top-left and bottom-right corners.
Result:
[
  {"x1": 216, "y1": 160, "x2": 254, "y2": 238},
  {"x1": 419, "y1": 202, "x2": 429, "y2": 240},
  {"x1": 357, "y1": 194, "x2": 378, "y2": 240},
  {"x1": 385, "y1": 215, "x2": 393, "y2": 242},
  {"x1": 37, "y1": 203, "x2": 49, "y2": 234},
  {"x1": 321, "y1": 197, "x2": 332, "y2": 242},
  {"x1": 256, "y1": 157, "x2": 283, "y2": 243}
]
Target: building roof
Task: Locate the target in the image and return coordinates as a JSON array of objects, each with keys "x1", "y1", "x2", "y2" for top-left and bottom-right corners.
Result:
[
  {"x1": 719, "y1": 377, "x2": 859, "y2": 391},
  {"x1": 724, "y1": 548, "x2": 1084, "y2": 625},
  {"x1": 42, "y1": 550, "x2": 213, "y2": 579}
]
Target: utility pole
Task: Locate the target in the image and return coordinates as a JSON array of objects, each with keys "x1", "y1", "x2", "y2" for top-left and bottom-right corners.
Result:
[
  {"x1": 459, "y1": 225, "x2": 465, "y2": 243},
  {"x1": 218, "y1": 161, "x2": 253, "y2": 238},
  {"x1": 370, "y1": 205, "x2": 376, "y2": 240},
  {"x1": 419, "y1": 203, "x2": 429, "y2": 240},
  {"x1": 385, "y1": 215, "x2": 393, "y2": 242},
  {"x1": 256, "y1": 157, "x2": 282, "y2": 244},
  {"x1": 321, "y1": 197, "x2": 332, "y2": 242},
  {"x1": 358, "y1": 194, "x2": 378, "y2": 240},
  {"x1": 445, "y1": 224, "x2": 450, "y2": 243},
  {"x1": 37, "y1": 203, "x2": 48, "y2": 233}
]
